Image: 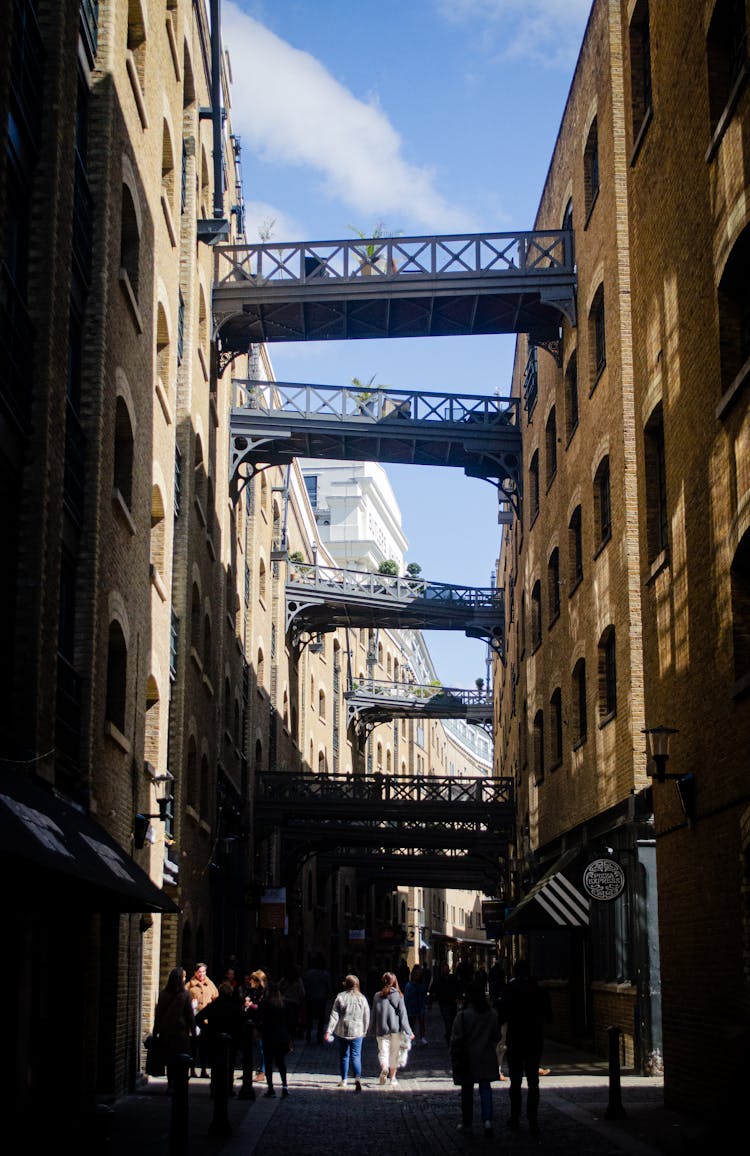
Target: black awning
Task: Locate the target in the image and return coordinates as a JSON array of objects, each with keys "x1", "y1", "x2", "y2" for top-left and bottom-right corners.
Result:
[
  {"x1": 0, "y1": 766, "x2": 179, "y2": 914},
  {"x1": 503, "y1": 849, "x2": 589, "y2": 933}
]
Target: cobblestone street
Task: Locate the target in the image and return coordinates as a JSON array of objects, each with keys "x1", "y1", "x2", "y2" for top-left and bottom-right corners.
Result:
[{"x1": 110, "y1": 1008, "x2": 698, "y2": 1156}]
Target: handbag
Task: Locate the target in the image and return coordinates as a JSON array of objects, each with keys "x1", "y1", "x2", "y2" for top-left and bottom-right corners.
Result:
[
  {"x1": 145, "y1": 1034, "x2": 166, "y2": 1077},
  {"x1": 397, "y1": 1031, "x2": 412, "y2": 1069}
]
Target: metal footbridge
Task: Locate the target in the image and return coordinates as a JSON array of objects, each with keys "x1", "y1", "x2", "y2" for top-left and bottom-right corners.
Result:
[
  {"x1": 229, "y1": 379, "x2": 521, "y2": 496},
  {"x1": 254, "y1": 771, "x2": 514, "y2": 890},
  {"x1": 345, "y1": 678, "x2": 493, "y2": 738},
  {"x1": 285, "y1": 562, "x2": 505, "y2": 657},
  {"x1": 213, "y1": 230, "x2": 575, "y2": 354}
]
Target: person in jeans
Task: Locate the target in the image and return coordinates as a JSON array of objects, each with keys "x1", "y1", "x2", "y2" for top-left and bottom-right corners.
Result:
[
  {"x1": 325, "y1": 974, "x2": 370, "y2": 1091},
  {"x1": 369, "y1": 972, "x2": 413, "y2": 1087},
  {"x1": 450, "y1": 977, "x2": 501, "y2": 1138}
]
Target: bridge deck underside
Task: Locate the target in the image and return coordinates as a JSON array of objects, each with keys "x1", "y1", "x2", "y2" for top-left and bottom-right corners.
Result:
[
  {"x1": 346, "y1": 697, "x2": 492, "y2": 725},
  {"x1": 217, "y1": 285, "x2": 566, "y2": 349},
  {"x1": 316, "y1": 847, "x2": 504, "y2": 890},
  {"x1": 230, "y1": 410, "x2": 521, "y2": 483},
  {"x1": 286, "y1": 586, "x2": 503, "y2": 639}
]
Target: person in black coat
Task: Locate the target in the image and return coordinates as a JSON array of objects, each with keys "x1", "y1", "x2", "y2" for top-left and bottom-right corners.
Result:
[
  {"x1": 430, "y1": 961, "x2": 461, "y2": 1043},
  {"x1": 199, "y1": 981, "x2": 243, "y2": 1097},
  {"x1": 257, "y1": 982, "x2": 291, "y2": 1097},
  {"x1": 496, "y1": 959, "x2": 553, "y2": 1135}
]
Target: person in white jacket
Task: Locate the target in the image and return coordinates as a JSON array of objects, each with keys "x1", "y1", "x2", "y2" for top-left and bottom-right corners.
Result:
[
  {"x1": 369, "y1": 972, "x2": 413, "y2": 1087},
  {"x1": 325, "y1": 974, "x2": 371, "y2": 1091}
]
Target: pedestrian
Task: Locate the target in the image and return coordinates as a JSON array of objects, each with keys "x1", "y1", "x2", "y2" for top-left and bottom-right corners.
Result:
[
  {"x1": 199, "y1": 981, "x2": 243, "y2": 1097},
  {"x1": 325, "y1": 973, "x2": 370, "y2": 1091},
  {"x1": 490, "y1": 965, "x2": 509, "y2": 1082},
  {"x1": 257, "y1": 981, "x2": 291, "y2": 1097},
  {"x1": 370, "y1": 971, "x2": 413, "y2": 1087},
  {"x1": 244, "y1": 969, "x2": 269, "y2": 1083},
  {"x1": 302, "y1": 954, "x2": 331, "y2": 1045},
  {"x1": 396, "y1": 958, "x2": 410, "y2": 991},
  {"x1": 186, "y1": 961, "x2": 218, "y2": 1078},
  {"x1": 450, "y1": 977, "x2": 501, "y2": 1138},
  {"x1": 430, "y1": 961, "x2": 461, "y2": 1043},
  {"x1": 496, "y1": 959, "x2": 553, "y2": 1136},
  {"x1": 279, "y1": 964, "x2": 306, "y2": 1039},
  {"x1": 152, "y1": 967, "x2": 195, "y2": 1091},
  {"x1": 404, "y1": 964, "x2": 428, "y2": 1045}
]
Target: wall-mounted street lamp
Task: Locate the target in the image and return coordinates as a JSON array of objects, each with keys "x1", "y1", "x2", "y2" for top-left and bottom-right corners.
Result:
[
  {"x1": 642, "y1": 726, "x2": 696, "y2": 829},
  {"x1": 134, "y1": 768, "x2": 175, "y2": 849}
]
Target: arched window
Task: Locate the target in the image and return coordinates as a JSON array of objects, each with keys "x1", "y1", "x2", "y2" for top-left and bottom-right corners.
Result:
[
  {"x1": 565, "y1": 352, "x2": 579, "y2": 441},
  {"x1": 203, "y1": 612, "x2": 212, "y2": 676},
  {"x1": 114, "y1": 397, "x2": 134, "y2": 508},
  {"x1": 531, "y1": 580, "x2": 542, "y2": 649},
  {"x1": 377, "y1": 642, "x2": 384, "y2": 667},
  {"x1": 386, "y1": 749, "x2": 392, "y2": 772},
  {"x1": 257, "y1": 648, "x2": 265, "y2": 690},
  {"x1": 717, "y1": 223, "x2": 750, "y2": 395},
  {"x1": 589, "y1": 284, "x2": 606, "y2": 383},
  {"x1": 105, "y1": 620, "x2": 127, "y2": 733},
  {"x1": 259, "y1": 558, "x2": 267, "y2": 602},
  {"x1": 528, "y1": 450, "x2": 540, "y2": 524},
  {"x1": 572, "y1": 658, "x2": 587, "y2": 746},
  {"x1": 190, "y1": 582, "x2": 201, "y2": 654},
  {"x1": 255, "y1": 737, "x2": 263, "y2": 772},
  {"x1": 376, "y1": 742, "x2": 383, "y2": 771},
  {"x1": 584, "y1": 116, "x2": 600, "y2": 218},
  {"x1": 318, "y1": 689, "x2": 326, "y2": 719},
  {"x1": 568, "y1": 505, "x2": 583, "y2": 588},
  {"x1": 629, "y1": 0, "x2": 652, "y2": 144},
  {"x1": 598, "y1": 627, "x2": 617, "y2": 720},
  {"x1": 644, "y1": 403, "x2": 668, "y2": 561},
  {"x1": 120, "y1": 183, "x2": 140, "y2": 296},
  {"x1": 594, "y1": 456, "x2": 612, "y2": 548},
  {"x1": 707, "y1": 0, "x2": 748, "y2": 138},
  {"x1": 318, "y1": 749, "x2": 327, "y2": 775},
  {"x1": 547, "y1": 548, "x2": 561, "y2": 622}
]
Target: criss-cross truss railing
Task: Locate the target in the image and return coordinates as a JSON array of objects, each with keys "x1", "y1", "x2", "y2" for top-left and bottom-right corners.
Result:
[
  {"x1": 348, "y1": 678, "x2": 491, "y2": 706},
  {"x1": 232, "y1": 379, "x2": 518, "y2": 426},
  {"x1": 255, "y1": 771, "x2": 512, "y2": 806},
  {"x1": 287, "y1": 562, "x2": 501, "y2": 610},
  {"x1": 215, "y1": 230, "x2": 574, "y2": 289}
]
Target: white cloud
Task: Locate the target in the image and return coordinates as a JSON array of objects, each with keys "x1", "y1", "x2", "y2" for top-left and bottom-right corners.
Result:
[
  {"x1": 222, "y1": 3, "x2": 473, "y2": 235},
  {"x1": 435, "y1": 0, "x2": 592, "y2": 69},
  {"x1": 243, "y1": 200, "x2": 305, "y2": 244}
]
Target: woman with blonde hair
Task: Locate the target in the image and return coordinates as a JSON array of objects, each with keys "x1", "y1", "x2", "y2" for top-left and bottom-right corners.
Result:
[
  {"x1": 369, "y1": 971, "x2": 413, "y2": 1087},
  {"x1": 325, "y1": 974, "x2": 370, "y2": 1091}
]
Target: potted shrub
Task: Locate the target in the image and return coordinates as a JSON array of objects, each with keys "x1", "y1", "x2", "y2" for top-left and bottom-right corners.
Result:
[
  {"x1": 352, "y1": 374, "x2": 380, "y2": 416},
  {"x1": 349, "y1": 222, "x2": 400, "y2": 275}
]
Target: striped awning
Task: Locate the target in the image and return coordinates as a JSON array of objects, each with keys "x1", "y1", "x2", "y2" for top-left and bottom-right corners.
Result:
[{"x1": 503, "y1": 849, "x2": 589, "y2": 932}]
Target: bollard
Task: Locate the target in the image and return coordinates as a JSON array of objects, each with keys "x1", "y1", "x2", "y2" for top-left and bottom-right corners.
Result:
[
  {"x1": 169, "y1": 1052, "x2": 191, "y2": 1156},
  {"x1": 237, "y1": 1030, "x2": 257, "y2": 1100},
  {"x1": 208, "y1": 1033, "x2": 233, "y2": 1138},
  {"x1": 605, "y1": 1025, "x2": 627, "y2": 1120}
]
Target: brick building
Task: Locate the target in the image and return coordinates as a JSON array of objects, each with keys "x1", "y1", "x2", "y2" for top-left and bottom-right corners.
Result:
[
  {"x1": 1, "y1": 3, "x2": 496, "y2": 1134},
  {"x1": 497, "y1": 0, "x2": 750, "y2": 1123}
]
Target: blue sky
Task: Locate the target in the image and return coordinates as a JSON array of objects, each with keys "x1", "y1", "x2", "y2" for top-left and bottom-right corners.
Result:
[{"x1": 222, "y1": 0, "x2": 591, "y2": 687}]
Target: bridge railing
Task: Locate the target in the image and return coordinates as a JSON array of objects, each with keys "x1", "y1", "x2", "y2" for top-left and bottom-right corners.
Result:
[
  {"x1": 216, "y1": 229, "x2": 573, "y2": 288},
  {"x1": 256, "y1": 771, "x2": 513, "y2": 805},
  {"x1": 231, "y1": 378, "x2": 518, "y2": 426},
  {"x1": 347, "y1": 678, "x2": 492, "y2": 707},
  {"x1": 286, "y1": 561, "x2": 502, "y2": 609}
]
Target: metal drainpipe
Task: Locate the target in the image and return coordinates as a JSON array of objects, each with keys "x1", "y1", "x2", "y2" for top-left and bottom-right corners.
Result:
[{"x1": 210, "y1": 0, "x2": 224, "y2": 220}]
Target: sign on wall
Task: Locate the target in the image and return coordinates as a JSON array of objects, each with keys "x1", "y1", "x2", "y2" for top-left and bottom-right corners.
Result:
[{"x1": 582, "y1": 858, "x2": 625, "y2": 902}]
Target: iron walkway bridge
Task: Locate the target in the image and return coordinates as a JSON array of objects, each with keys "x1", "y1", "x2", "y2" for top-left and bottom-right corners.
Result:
[
  {"x1": 284, "y1": 562, "x2": 505, "y2": 657},
  {"x1": 213, "y1": 230, "x2": 576, "y2": 355},
  {"x1": 229, "y1": 380, "x2": 522, "y2": 496},
  {"x1": 345, "y1": 678, "x2": 493, "y2": 738},
  {"x1": 254, "y1": 771, "x2": 513, "y2": 831}
]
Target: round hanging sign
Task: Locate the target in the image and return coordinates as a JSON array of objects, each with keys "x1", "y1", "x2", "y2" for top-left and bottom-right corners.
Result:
[{"x1": 582, "y1": 857, "x2": 625, "y2": 901}]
